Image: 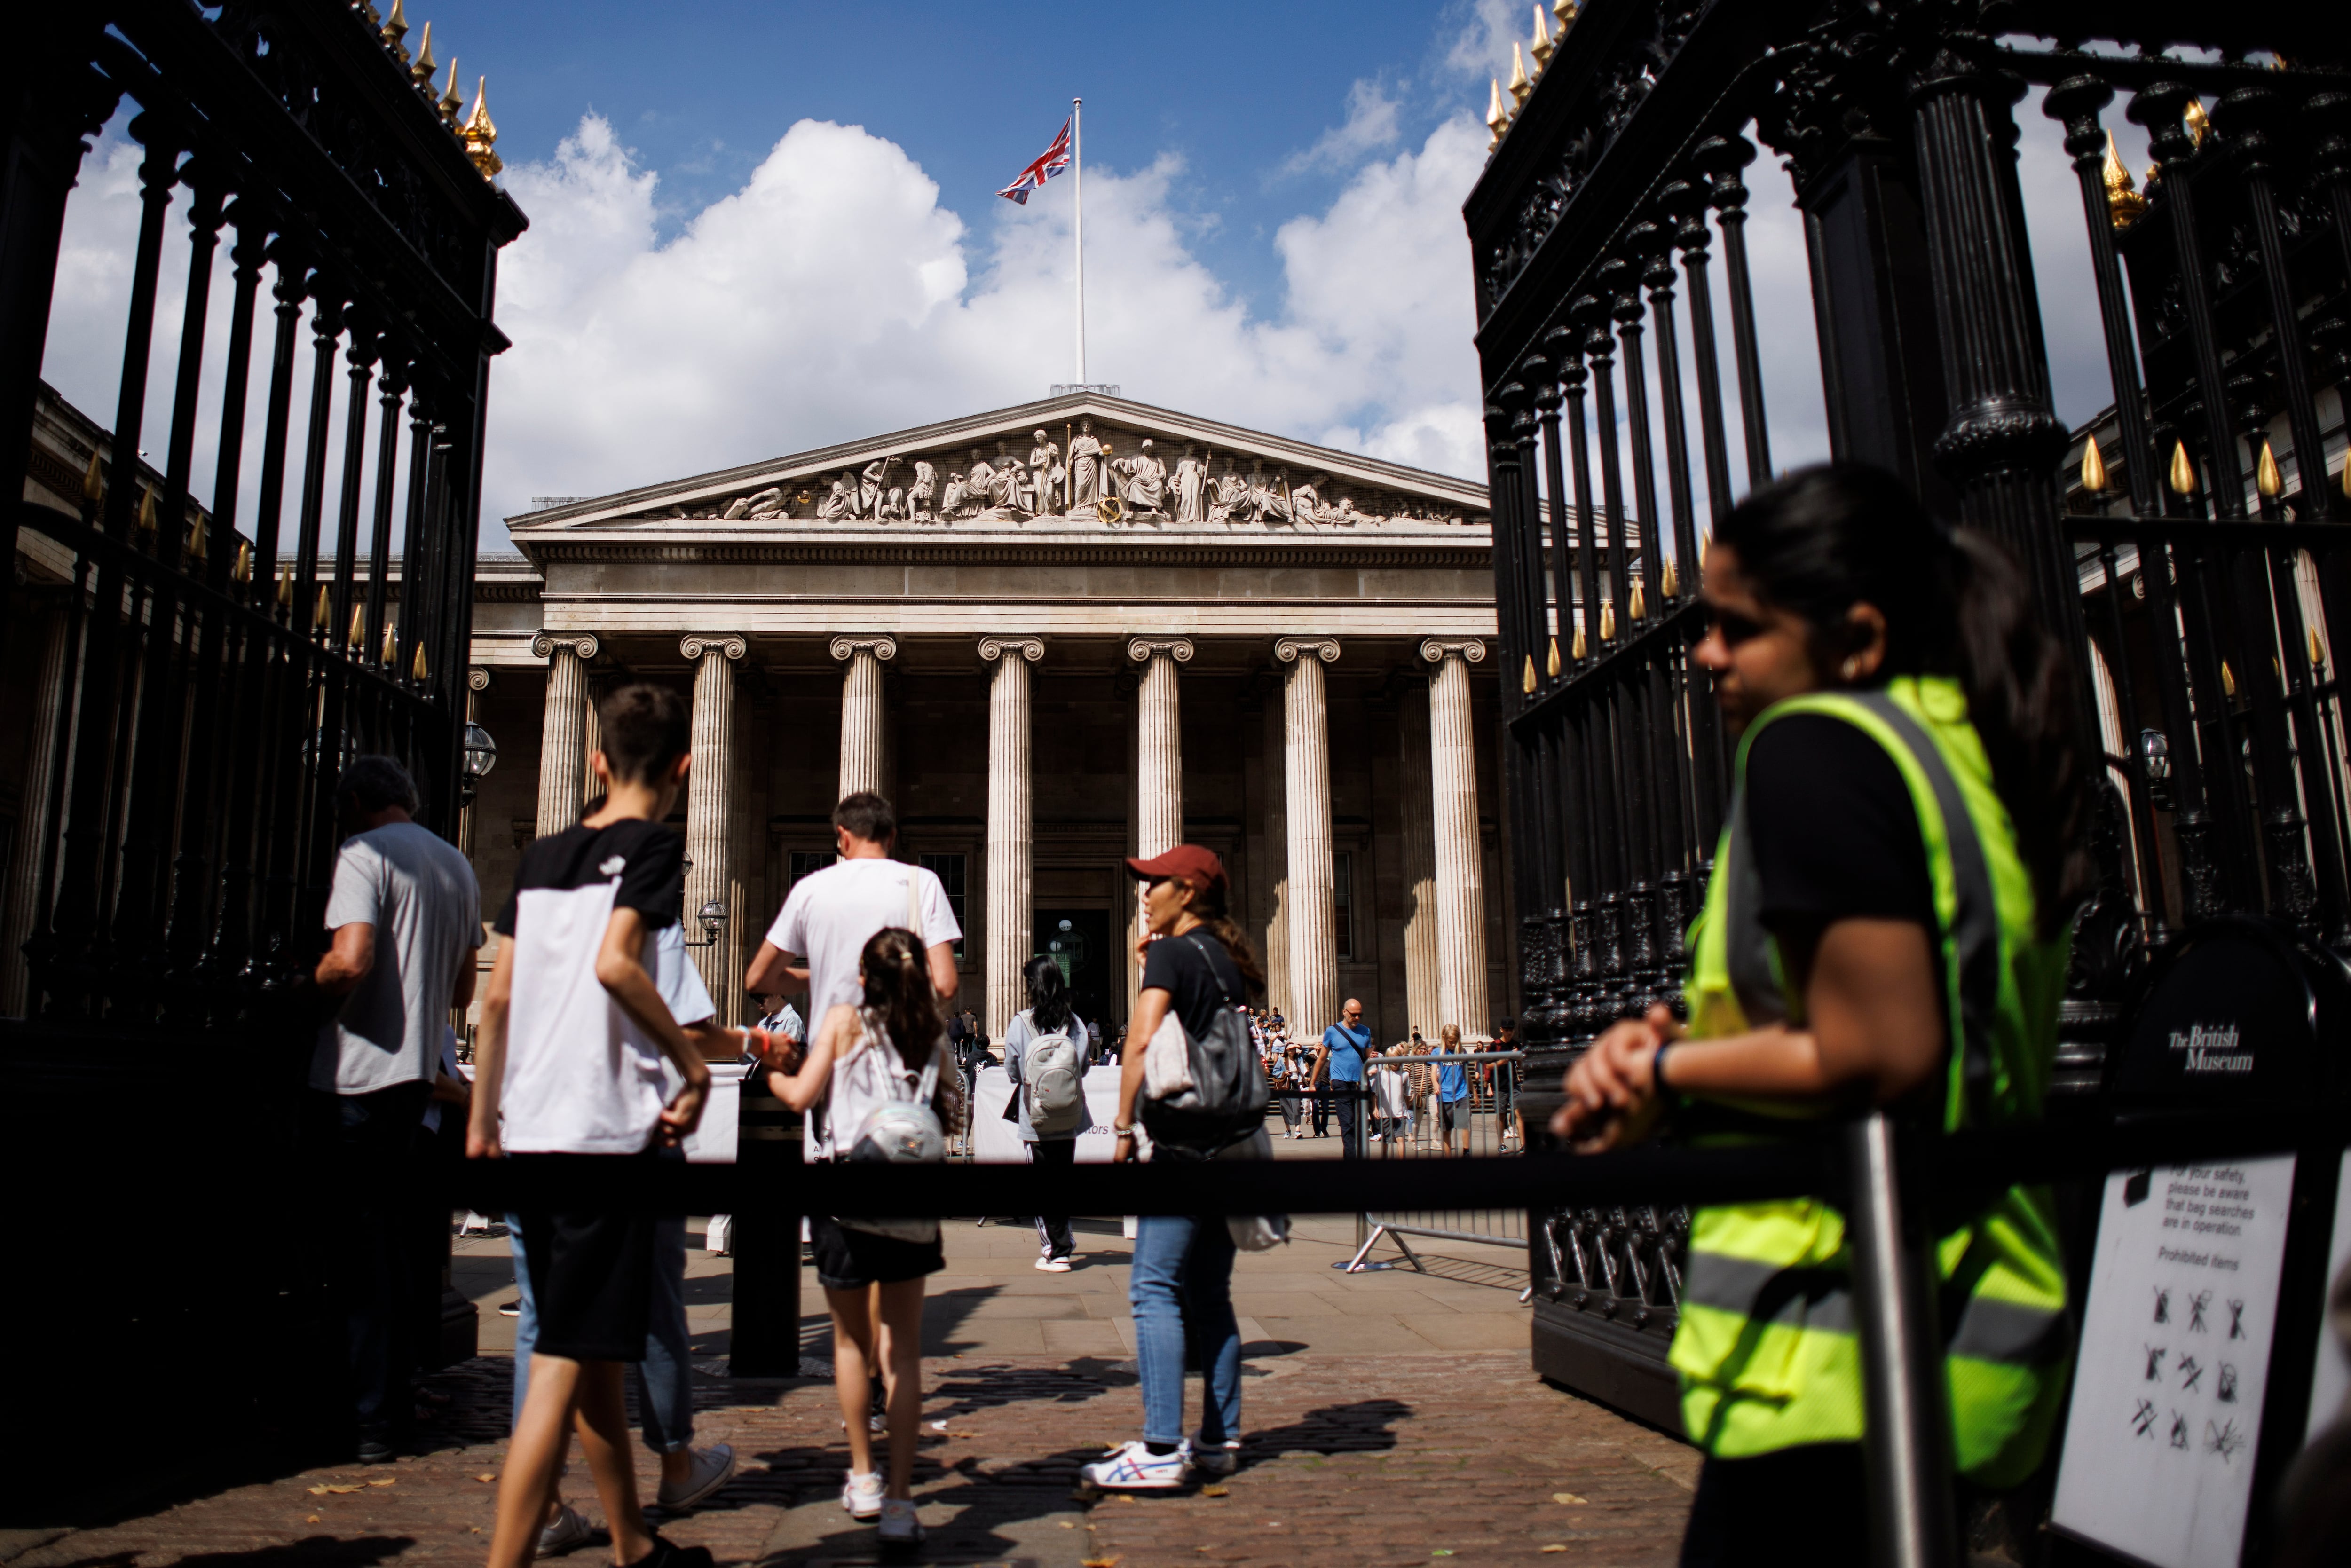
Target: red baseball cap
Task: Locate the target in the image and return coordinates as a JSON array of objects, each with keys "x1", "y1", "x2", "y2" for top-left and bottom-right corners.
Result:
[{"x1": 1125, "y1": 843, "x2": 1227, "y2": 896}]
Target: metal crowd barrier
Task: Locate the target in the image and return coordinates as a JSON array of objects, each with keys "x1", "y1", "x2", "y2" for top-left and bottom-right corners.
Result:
[{"x1": 1342, "y1": 1050, "x2": 1528, "y2": 1274}]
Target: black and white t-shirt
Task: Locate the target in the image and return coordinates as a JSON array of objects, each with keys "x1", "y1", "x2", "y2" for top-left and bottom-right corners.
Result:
[{"x1": 492, "y1": 817, "x2": 684, "y2": 1154}]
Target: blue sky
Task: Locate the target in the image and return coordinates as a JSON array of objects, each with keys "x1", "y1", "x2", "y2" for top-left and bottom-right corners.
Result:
[{"x1": 442, "y1": 0, "x2": 1499, "y2": 318}]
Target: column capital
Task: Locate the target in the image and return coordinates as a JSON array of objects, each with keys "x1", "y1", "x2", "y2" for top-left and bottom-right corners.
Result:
[
  {"x1": 1418, "y1": 637, "x2": 1490, "y2": 666},
  {"x1": 531, "y1": 630, "x2": 600, "y2": 662},
  {"x1": 977, "y1": 634, "x2": 1045, "y2": 664},
  {"x1": 829, "y1": 634, "x2": 898, "y2": 663},
  {"x1": 1273, "y1": 636, "x2": 1341, "y2": 666},
  {"x1": 467, "y1": 666, "x2": 493, "y2": 693},
  {"x1": 1126, "y1": 636, "x2": 1195, "y2": 666},
  {"x1": 679, "y1": 632, "x2": 749, "y2": 662}
]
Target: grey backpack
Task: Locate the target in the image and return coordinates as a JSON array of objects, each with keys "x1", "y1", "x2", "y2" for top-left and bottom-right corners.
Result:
[
  {"x1": 1021, "y1": 1018, "x2": 1085, "y2": 1135},
  {"x1": 1140, "y1": 935, "x2": 1270, "y2": 1158}
]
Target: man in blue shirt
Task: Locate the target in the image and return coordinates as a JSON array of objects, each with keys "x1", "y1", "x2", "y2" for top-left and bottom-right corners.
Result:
[{"x1": 1312, "y1": 998, "x2": 1372, "y2": 1159}]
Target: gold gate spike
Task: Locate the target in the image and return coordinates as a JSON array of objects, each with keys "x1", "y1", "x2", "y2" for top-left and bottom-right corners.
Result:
[
  {"x1": 1523, "y1": 654, "x2": 1537, "y2": 694},
  {"x1": 2169, "y1": 441, "x2": 2197, "y2": 497},
  {"x1": 1546, "y1": 637, "x2": 1561, "y2": 678},
  {"x1": 2080, "y1": 437, "x2": 2109, "y2": 494},
  {"x1": 412, "y1": 642, "x2": 431, "y2": 682},
  {"x1": 2256, "y1": 441, "x2": 2283, "y2": 499},
  {"x1": 82, "y1": 449, "x2": 104, "y2": 503}
]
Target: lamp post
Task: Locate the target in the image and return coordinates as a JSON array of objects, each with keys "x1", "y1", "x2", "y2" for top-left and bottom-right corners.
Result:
[{"x1": 460, "y1": 720, "x2": 497, "y2": 806}]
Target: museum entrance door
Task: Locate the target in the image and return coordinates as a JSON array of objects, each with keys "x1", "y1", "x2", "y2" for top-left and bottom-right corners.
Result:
[{"x1": 1035, "y1": 908, "x2": 1112, "y2": 1043}]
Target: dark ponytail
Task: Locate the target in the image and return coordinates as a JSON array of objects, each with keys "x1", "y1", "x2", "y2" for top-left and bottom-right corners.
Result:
[
  {"x1": 1177, "y1": 875, "x2": 1268, "y2": 996},
  {"x1": 1024, "y1": 954, "x2": 1073, "y2": 1033},
  {"x1": 860, "y1": 926, "x2": 950, "y2": 1084},
  {"x1": 1716, "y1": 464, "x2": 2090, "y2": 935}
]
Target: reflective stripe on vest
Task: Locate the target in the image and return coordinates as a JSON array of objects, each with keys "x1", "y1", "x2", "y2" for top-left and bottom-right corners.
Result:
[{"x1": 1668, "y1": 676, "x2": 2070, "y2": 1489}]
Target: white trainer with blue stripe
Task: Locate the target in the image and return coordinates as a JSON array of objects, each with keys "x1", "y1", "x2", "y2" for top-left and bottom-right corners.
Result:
[{"x1": 1080, "y1": 1440, "x2": 1189, "y2": 1490}]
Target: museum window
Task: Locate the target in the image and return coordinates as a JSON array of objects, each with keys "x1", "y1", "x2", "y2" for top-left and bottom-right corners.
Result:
[
  {"x1": 787, "y1": 850, "x2": 836, "y2": 888},
  {"x1": 1334, "y1": 850, "x2": 1356, "y2": 961},
  {"x1": 919, "y1": 852, "x2": 968, "y2": 960}
]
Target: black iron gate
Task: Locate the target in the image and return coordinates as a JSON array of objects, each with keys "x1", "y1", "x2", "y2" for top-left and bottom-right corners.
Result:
[
  {"x1": 1467, "y1": 0, "x2": 2350, "y2": 1422},
  {"x1": 1, "y1": 1, "x2": 522, "y2": 1491}
]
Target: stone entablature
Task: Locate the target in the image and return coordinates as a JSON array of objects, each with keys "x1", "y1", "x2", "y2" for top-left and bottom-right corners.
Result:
[{"x1": 507, "y1": 393, "x2": 1489, "y2": 538}]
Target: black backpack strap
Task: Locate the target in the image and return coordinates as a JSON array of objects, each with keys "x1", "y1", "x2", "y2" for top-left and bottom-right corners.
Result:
[{"x1": 1182, "y1": 932, "x2": 1239, "y2": 1007}]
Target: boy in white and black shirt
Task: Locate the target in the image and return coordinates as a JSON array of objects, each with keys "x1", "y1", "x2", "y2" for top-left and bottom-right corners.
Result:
[{"x1": 469, "y1": 682, "x2": 714, "y2": 1568}]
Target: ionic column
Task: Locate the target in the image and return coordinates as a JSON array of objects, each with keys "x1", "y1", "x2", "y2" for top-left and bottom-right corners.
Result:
[
  {"x1": 980, "y1": 636, "x2": 1045, "y2": 1037},
  {"x1": 830, "y1": 635, "x2": 897, "y2": 800},
  {"x1": 682, "y1": 635, "x2": 748, "y2": 1021},
  {"x1": 460, "y1": 667, "x2": 490, "y2": 861},
  {"x1": 1128, "y1": 637, "x2": 1193, "y2": 857},
  {"x1": 532, "y1": 631, "x2": 599, "y2": 836},
  {"x1": 1423, "y1": 638, "x2": 1491, "y2": 1039},
  {"x1": 1276, "y1": 637, "x2": 1340, "y2": 1040},
  {"x1": 1259, "y1": 692, "x2": 1292, "y2": 1024},
  {"x1": 1, "y1": 597, "x2": 70, "y2": 1014},
  {"x1": 1396, "y1": 676, "x2": 1440, "y2": 1039}
]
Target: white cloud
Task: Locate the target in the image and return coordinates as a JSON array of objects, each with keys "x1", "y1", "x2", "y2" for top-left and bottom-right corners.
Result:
[
  {"x1": 474, "y1": 108, "x2": 1489, "y2": 540},
  {"x1": 1278, "y1": 79, "x2": 1405, "y2": 177}
]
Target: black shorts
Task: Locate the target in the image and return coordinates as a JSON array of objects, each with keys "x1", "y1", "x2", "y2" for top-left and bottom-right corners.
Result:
[
  {"x1": 809, "y1": 1215, "x2": 944, "y2": 1291},
  {"x1": 1438, "y1": 1097, "x2": 1468, "y2": 1135},
  {"x1": 517, "y1": 1198, "x2": 657, "y2": 1363}
]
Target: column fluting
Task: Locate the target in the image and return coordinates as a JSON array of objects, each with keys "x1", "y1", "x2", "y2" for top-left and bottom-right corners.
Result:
[
  {"x1": 683, "y1": 634, "x2": 748, "y2": 1022},
  {"x1": 1396, "y1": 676, "x2": 1440, "y2": 1040},
  {"x1": 981, "y1": 636, "x2": 1044, "y2": 1038},
  {"x1": 1, "y1": 598, "x2": 70, "y2": 1013},
  {"x1": 532, "y1": 631, "x2": 599, "y2": 836},
  {"x1": 1277, "y1": 637, "x2": 1340, "y2": 1042},
  {"x1": 1423, "y1": 638, "x2": 1492, "y2": 1040},
  {"x1": 1129, "y1": 637, "x2": 1193, "y2": 859},
  {"x1": 830, "y1": 635, "x2": 897, "y2": 801}
]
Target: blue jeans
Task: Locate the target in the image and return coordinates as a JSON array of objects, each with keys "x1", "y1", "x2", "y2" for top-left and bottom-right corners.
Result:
[
  {"x1": 508, "y1": 1210, "x2": 695, "y2": 1453},
  {"x1": 1128, "y1": 1214, "x2": 1240, "y2": 1448}
]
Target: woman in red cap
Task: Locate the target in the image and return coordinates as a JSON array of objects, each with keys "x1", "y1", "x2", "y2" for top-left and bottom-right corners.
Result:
[{"x1": 1083, "y1": 843, "x2": 1266, "y2": 1491}]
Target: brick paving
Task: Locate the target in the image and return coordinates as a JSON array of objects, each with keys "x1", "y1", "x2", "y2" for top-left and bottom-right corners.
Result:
[{"x1": 8, "y1": 1351, "x2": 1693, "y2": 1566}]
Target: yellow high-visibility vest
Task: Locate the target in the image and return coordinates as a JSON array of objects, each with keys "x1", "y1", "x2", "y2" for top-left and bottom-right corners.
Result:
[{"x1": 1671, "y1": 676, "x2": 2071, "y2": 1488}]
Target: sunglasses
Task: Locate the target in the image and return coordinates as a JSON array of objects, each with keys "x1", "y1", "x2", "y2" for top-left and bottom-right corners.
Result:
[{"x1": 1705, "y1": 603, "x2": 1766, "y2": 649}]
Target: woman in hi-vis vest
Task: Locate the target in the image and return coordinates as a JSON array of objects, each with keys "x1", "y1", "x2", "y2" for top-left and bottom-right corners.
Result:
[{"x1": 1554, "y1": 466, "x2": 2085, "y2": 1568}]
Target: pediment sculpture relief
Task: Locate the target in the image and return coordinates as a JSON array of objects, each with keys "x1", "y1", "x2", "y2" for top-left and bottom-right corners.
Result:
[{"x1": 624, "y1": 410, "x2": 1477, "y2": 530}]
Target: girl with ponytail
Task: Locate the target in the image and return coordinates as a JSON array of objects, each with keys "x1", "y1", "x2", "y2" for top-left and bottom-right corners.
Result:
[
  {"x1": 1554, "y1": 464, "x2": 2084, "y2": 1564},
  {"x1": 762, "y1": 924, "x2": 957, "y2": 1545}
]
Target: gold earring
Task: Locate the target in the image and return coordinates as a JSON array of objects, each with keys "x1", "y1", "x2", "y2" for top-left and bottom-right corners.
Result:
[{"x1": 1841, "y1": 656, "x2": 1861, "y2": 681}]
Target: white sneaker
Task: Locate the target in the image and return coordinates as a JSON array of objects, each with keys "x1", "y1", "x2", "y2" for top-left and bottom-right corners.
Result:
[
  {"x1": 878, "y1": 1498, "x2": 924, "y2": 1543},
  {"x1": 1035, "y1": 1254, "x2": 1073, "y2": 1272},
  {"x1": 1081, "y1": 1440, "x2": 1189, "y2": 1490},
  {"x1": 840, "y1": 1469, "x2": 884, "y2": 1520},
  {"x1": 868, "y1": 1410, "x2": 889, "y2": 1434},
  {"x1": 536, "y1": 1502, "x2": 594, "y2": 1557},
  {"x1": 1186, "y1": 1434, "x2": 1242, "y2": 1477},
  {"x1": 655, "y1": 1443, "x2": 737, "y2": 1511}
]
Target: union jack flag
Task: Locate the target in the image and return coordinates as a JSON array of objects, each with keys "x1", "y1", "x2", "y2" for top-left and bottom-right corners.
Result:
[{"x1": 996, "y1": 120, "x2": 1072, "y2": 205}]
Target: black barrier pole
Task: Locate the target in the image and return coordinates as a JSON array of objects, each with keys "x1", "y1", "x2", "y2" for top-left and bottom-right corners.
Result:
[
  {"x1": 1845, "y1": 1112, "x2": 1961, "y2": 1568},
  {"x1": 728, "y1": 1074, "x2": 801, "y2": 1378}
]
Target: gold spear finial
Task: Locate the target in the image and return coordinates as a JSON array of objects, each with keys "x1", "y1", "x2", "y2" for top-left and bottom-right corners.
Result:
[
  {"x1": 412, "y1": 641, "x2": 430, "y2": 682},
  {"x1": 82, "y1": 448, "x2": 104, "y2": 503},
  {"x1": 1552, "y1": 0, "x2": 1580, "y2": 24},
  {"x1": 1546, "y1": 636, "x2": 1561, "y2": 678},
  {"x1": 313, "y1": 585, "x2": 331, "y2": 630},
  {"x1": 1486, "y1": 79, "x2": 1510, "y2": 149},
  {"x1": 2312, "y1": 626, "x2": 2326, "y2": 671},
  {"x1": 1571, "y1": 622, "x2": 1586, "y2": 660},
  {"x1": 2184, "y1": 97, "x2": 2210, "y2": 148},
  {"x1": 1599, "y1": 600, "x2": 1616, "y2": 641},
  {"x1": 234, "y1": 539, "x2": 252, "y2": 584},
  {"x1": 1531, "y1": 5, "x2": 1554, "y2": 69},
  {"x1": 2222, "y1": 660, "x2": 2236, "y2": 699},
  {"x1": 440, "y1": 59, "x2": 463, "y2": 125},
  {"x1": 463, "y1": 77, "x2": 503, "y2": 178},
  {"x1": 409, "y1": 20, "x2": 435, "y2": 87},
  {"x1": 381, "y1": 621, "x2": 398, "y2": 663},
  {"x1": 187, "y1": 510, "x2": 207, "y2": 564},
  {"x1": 348, "y1": 604, "x2": 366, "y2": 649},
  {"x1": 1523, "y1": 654, "x2": 1537, "y2": 694},
  {"x1": 2102, "y1": 134, "x2": 2146, "y2": 229},
  {"x1": 1629, "y1": 577, "x2": 1647, "y2": 620},
  {"x1": 2257, "y1": 440, "x2": 2283, "y2": 499},
  {"x1": 276, "y1": 564, "x2": 292, "y2": 609},
  {"x1": 2170, "y1": 440, "x2": 2197, "y2": 497},
  {"x1": 2081, "y1": 436, "x2": 2110, "y2": 493},
  {"x1": 1662, "y1": 556, "x2": 1680, "y2": 596},
  {"x1": 1508, "y1": 43, "x2": 1532, "y2": 109},
  {"x1": 379, "y1": 0, "x2": 409, "y2": 63},
  {"x1": 136, "y1": 485, "x2": 158, "y2": 536}
]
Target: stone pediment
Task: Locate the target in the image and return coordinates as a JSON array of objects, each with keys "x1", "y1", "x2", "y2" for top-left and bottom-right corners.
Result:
[{"x1": 507, "y1": 393, "x2": 1488, "y2": 541}]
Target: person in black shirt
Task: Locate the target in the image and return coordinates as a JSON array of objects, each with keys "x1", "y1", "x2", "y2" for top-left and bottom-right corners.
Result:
[{"x1": 1084, "y1": 843, "x2": 1265, "y2": 1492}]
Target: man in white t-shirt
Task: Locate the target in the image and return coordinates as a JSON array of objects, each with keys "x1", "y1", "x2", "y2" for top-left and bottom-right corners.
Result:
[{"x1": 746, "y1": 791, "x2": 961, "y2": 1021}]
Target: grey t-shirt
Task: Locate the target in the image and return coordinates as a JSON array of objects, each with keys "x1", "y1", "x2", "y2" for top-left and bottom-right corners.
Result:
[{"x1": 311, "y1": 821, "x2": 484, "y2": 1095}]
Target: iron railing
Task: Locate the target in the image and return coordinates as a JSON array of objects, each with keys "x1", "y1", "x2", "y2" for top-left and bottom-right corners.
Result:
[
  {"x1": 3, "y1": 0, "x2": 523, "y2": 1482},
  {"x1": 1467, "y1": 0, "x2": 2349, "y2": 1420}
]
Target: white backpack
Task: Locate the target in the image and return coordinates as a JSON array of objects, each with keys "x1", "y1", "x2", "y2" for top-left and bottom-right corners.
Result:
[
  {"x1": 1021, "y1": 1015, "x2": 1085, "y2": 1135},
  {"x1": 831, "y1": 1012, "x2": 944, "y2": 1244}
]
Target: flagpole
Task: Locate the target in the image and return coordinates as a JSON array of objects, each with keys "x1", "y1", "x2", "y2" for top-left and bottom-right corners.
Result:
[{"x1": 1073, "y1": 95, "x2": 1085, "y2": 387}]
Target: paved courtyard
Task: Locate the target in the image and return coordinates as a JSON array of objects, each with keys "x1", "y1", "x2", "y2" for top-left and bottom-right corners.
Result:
[{"x1": 7, "y1": 1154, "x2": 1697, "y2": 1567}]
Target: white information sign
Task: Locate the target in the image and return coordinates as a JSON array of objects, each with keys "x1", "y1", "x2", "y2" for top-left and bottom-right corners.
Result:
[
  {"x1": 2052, "y1": 1156, "x2": 2299, "y2": 1568},
  {"x1": 2306, "y1": 1152, "x2": 2351, "y2": 1445}
]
